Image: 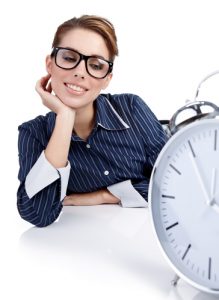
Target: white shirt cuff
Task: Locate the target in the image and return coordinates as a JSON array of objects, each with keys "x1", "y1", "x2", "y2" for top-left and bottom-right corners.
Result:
[
  {"x1": 57, "y1": 163, "x2": 71, "y2": 201},
  {"x1": 107, "y1": 180, "x2": 147, "y2": 208},
  {"x1": 25, "y1": 151, "x2": 71, "y2": 200}
]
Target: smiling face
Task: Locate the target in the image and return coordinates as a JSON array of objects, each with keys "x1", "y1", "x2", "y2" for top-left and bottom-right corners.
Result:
[{"x1": 46, "y1": 28, "x2": 112, "y2": 110}]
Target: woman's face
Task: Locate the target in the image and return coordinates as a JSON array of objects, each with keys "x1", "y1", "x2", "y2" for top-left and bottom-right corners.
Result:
[{"x1": 46, "y1": 28, "x2": 112, "y2": 110}]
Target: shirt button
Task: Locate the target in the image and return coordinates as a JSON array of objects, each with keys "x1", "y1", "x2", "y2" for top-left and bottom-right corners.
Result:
[
  {"x1": 86, "y1": 144, "x2": 91, "y2": 148},
  {"x1": 104, "y1": 170, "x2": 109, "y2": 175}
]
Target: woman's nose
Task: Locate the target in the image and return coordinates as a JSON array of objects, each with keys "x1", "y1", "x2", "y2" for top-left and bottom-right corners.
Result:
[{"x1": 72, "y1": 60, "x2": 86, "y2": 79}]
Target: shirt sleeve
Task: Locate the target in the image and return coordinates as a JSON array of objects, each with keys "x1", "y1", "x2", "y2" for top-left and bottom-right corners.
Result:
[
  {"x1": 17, "y1": 127, "x2": 70, "y2": 227},
  {"x1": 25, "y1": 151, "x2": 70, "y2": 200},
  {"x1": 107, "y1": 180, "x2": 148, "y2": 208},
  {"x1": 131, "y1": 179, "x2": 149, "y2": 202}
]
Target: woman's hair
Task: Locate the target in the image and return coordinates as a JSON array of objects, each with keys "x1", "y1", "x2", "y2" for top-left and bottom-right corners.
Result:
[{"x1": 52, "y1": 15, "x2": 118, "y2": 61}]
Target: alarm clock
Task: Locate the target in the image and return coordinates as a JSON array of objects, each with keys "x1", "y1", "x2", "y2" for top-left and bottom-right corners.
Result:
[{"x1": 148, "y1": 98, "x2": 219, "y2": 294}]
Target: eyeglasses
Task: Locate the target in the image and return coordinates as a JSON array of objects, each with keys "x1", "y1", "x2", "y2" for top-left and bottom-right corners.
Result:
[{"x1": 51, "y1": 47, "x2": 113, "y2": 79}]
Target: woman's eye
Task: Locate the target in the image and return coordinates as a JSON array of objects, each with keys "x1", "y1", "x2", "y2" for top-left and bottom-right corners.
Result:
[
  {"x1": 90, "y1": 64, "x2": 103, "y2": 70},
  {"x1": 63, "y1": 56, "x2": 77, "y2": 62}
]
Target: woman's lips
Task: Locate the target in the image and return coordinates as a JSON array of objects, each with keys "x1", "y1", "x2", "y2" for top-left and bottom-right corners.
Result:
[{"x1": 65, "y1": 83, "x2": 88, "y2": 94}]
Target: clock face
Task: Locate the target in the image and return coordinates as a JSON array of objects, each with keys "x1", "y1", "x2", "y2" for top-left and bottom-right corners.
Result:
[{"x1": 148, "y1": 119, "x2": 219, "y2": 294}]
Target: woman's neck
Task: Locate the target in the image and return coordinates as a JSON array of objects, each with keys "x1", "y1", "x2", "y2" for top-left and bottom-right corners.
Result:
[{"x1": 73, "y1": 104, "x2": 96, "y2": 140}]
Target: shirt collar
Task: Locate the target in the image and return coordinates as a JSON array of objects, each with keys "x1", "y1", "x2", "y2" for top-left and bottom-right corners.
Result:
[{"x1": 96, "y1": 94, "x2": 130, "y2": 130}]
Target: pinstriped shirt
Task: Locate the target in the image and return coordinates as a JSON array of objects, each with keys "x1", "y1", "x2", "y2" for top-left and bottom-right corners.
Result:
[{"x1": 17, "y1": 93, "x2": 167, "y2": 227}]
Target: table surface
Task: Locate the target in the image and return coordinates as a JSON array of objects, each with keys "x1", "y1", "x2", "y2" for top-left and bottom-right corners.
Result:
[{"x1": 2, "y1": 205, "x2": 218, "y2": 300}]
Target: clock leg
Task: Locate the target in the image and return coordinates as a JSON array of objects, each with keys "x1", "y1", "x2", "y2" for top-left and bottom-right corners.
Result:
[{"x1": 171, "y1": 274, "x2": 180, "y2": 286}]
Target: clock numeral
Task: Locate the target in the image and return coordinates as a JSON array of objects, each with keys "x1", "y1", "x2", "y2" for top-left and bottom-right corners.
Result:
[
  {"x1": 188, "y1": 140, "x2": 196, "y2": 157},
  {"x1": 166, "y1": 222, "x2": 179, "y2": 230},
  {"x1": 182, "y1": 244, "x2": 191, "y2": 260},
  {"x1": 208, "y1": 257, "x2": 212, "y2": 280},
  {"x1": 162, "y1": 195, "x2": 175, "y2": 199},
  {"x1": 214, "y1": 130, "x2": 217, "y2": 151},
  {"x1": 169, "y1": 164, "x2": 181, "y2": 175}
]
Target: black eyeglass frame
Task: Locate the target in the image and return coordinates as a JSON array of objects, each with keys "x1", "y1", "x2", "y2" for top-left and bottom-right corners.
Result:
[{"x1": 51, "y1": 47, "x2": 114, "y2": 79}]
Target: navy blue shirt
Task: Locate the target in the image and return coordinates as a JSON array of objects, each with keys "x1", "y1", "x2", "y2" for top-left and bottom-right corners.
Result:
[{"x1": 17, "y1": 93, "x2": 167, "y2": 227}]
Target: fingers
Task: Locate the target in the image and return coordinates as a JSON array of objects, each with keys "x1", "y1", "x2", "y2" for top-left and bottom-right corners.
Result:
[
  {"x1": 35, "y1": 74, "x2": 69, "y2": 114},
  {"x1": 42, "y1": 74, "x2": 51, "y2": 91},
  {"x1": 35, "y1": 74, "x2": 51, "y2": 94},
  {"x1": 63, "y1": 196, "x2": 75, "y2": 206}
]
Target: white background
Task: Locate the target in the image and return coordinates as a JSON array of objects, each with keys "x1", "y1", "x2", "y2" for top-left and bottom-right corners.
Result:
[{"x1": 1, "y1": 0, "x2": 219, "y2": 299}]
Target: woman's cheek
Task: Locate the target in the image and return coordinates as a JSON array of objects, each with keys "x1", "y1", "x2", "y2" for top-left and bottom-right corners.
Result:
[
  {"x1": 50, "y1": 78, "x2": 75, "y2": 107},
  {"x1": 51, "y1": 78, "x2": 65, "y2": 99}
]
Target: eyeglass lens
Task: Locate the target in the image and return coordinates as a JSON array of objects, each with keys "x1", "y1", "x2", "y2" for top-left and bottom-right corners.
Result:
[{"x1": 56, "y1": 48, "x2": 110, "y2": 78}]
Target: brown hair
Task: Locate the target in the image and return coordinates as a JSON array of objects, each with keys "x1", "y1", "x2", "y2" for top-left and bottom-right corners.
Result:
[{"x1": 52, "y1": 15, "x2": 118, "y2": 61}]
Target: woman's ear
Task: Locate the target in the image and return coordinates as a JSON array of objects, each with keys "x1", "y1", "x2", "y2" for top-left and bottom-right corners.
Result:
[{"x1": 45, "y1": 55, "x2": 52, "y2": 74}]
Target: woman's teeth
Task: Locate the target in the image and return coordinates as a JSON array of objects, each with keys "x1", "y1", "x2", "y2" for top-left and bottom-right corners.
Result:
[{"x1": 66, "y1": 83, "x2": 86, "y2": 92}]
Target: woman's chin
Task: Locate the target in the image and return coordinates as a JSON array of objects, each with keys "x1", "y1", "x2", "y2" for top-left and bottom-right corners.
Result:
[{"x1": 61, "y1": 98, "x2": 88, "y2": 110}]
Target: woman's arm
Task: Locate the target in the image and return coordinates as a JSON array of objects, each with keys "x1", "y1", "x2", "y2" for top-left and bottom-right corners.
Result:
[
  {"x1": 63, "y1": 189, "x2": 120, "y2": 206},
  {"x1": 17, "y1": 75, "x2": 76, "y2": 227},
  {"x1": 17, "y1": 129, "x2": 64, "y2": 227},
  {"x1": 36, "y1": 75, "x2": 76, "y2": 168}
]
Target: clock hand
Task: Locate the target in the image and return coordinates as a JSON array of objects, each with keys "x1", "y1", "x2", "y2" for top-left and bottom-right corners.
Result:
[
  {"x1": 189, "y1": 153, "x2": 211, "y2": 205},
  {"x1": 209, "y1": 168, "x2": 216, "y2": 205},
  {"x1": 210, "y1": 168, "x2": 219, "y2": 213}
]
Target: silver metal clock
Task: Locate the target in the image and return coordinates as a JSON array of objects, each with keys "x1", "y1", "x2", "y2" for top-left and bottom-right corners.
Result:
[
  {"x1": 149, "y1": 118, "x2": 219, "y2": 294},
  {"x1": 149, "y1": 71, "x2": 219, "y2": 294}
]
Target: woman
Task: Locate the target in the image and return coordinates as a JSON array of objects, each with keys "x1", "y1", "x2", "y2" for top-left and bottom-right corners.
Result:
[{"x1": 17, "y1": 15, "x2": 167, "y2": 227}]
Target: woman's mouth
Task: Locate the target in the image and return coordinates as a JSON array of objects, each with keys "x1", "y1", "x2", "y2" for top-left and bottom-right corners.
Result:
[{"x1": 65, "y1": 83, "x2": 88, "y2": 94}]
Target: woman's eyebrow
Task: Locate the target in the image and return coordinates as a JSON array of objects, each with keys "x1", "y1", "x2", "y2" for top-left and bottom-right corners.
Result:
[{"x1": 60, "y1": 46, "x2": 107, "y2": 60}]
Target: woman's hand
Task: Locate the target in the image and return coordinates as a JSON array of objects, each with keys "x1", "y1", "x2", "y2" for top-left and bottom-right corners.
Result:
[
  {"x1": 35, "y1": 74, "x2": 74, "y2": 115},
  {"x1": 63, "y1": 189, "x2": 120, "y2": 206}
]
